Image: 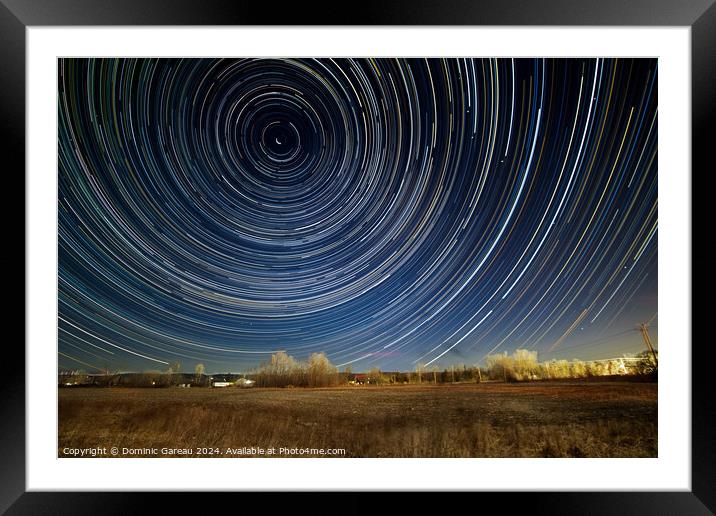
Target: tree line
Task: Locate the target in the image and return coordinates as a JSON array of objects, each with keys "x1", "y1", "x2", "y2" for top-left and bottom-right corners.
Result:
[{"x1": 59, "y1": 348, "x2": 656, "y2": 388}]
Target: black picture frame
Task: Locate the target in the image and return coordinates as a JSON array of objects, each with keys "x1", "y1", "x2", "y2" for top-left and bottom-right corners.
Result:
[{"x1": 5, "y1": 1, "x2": 713, "y2": 513}]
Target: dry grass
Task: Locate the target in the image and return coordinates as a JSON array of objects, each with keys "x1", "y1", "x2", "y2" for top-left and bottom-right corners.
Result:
[{"x1": 58, "y1": 382, "x2": 656, "y2": 458}]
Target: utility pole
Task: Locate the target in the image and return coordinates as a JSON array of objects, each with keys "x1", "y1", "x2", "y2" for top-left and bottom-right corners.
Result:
[{"x1": 639, "y1": 323, "x2": 658, "y2": 367}]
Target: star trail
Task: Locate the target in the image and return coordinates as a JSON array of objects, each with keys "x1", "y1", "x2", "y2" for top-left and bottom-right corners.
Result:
[{"x1": 58, "y1": 58, "x2": 657, "y2": 373}]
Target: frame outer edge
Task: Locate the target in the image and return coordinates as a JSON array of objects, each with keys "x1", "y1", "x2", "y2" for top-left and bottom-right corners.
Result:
[
  {"x1": 0, "y1": 0, "x2": 27, "y2": 514},
  {"x1": 7, "y1": 0, "x2": 713, "y2": 512},
  {"x1": 0, "y1": 0, "x2": 715, "y2": 26},
  {"x1": 691, "y1": 1, "x2": 716, "y2": 513}
]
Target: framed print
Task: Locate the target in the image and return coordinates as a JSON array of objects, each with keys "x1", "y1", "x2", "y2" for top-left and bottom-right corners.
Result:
[{"x1": 5, "y1": 0, "x2": 713, "y2": 513}]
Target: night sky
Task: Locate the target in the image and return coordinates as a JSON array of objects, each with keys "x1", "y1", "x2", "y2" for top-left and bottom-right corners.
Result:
[{"x1": 58, "y1": 58, "x2": 657, "y2": 374}]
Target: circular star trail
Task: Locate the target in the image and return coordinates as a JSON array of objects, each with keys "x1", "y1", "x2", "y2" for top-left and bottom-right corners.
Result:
[{"x1": 58, "y1": 58, "x2": 658, "y2": 373}]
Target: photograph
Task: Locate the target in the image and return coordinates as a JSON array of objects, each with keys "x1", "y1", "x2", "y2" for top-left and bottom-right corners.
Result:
[{"x1": 57, "y1": 56, "x2": 658, "y2": 459}]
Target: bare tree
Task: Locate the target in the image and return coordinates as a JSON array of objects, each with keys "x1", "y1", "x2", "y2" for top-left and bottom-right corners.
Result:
[
  {"x1": 256, "y1": 351, "x2": 303, "y2": 387},
  {"x1": 368, "y1": 366, "x2": 383, "y2": 385},
  {"x1": 194, "y1": 363, "x2": 205, "y2": 385},
  {"x1": 415, "y1": 363, "x2": 424, "y2": 384},
  {"x1": 164, "y1": 361, "x2": 181, "y2": 386},
  {"x1": 343, "y1": 365, "x2": 352, "y2": 384},
  {"x1": 512, "y1": 349, "x2": 538, "y2": 380},
  {"x1": 307, "y1": 352, "x2": 338, "y2": 387}
]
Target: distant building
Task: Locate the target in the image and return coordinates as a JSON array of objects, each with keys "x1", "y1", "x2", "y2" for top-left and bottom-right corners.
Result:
[
  {"x1": 212, "y1": 375, "x2": 231, "y2": 387},
  {"x1": 212, "y1": 381, "x2": 233, "y2": 388},
  {"x1": 210, "y1": 374, "x2": 255, "y2": 388},
  {"x1": 235, "y1": 378, "x2": 255, "y2": 388},
  {"x1": 350, "y1": 373, "x2": 368, "y2": 385}
]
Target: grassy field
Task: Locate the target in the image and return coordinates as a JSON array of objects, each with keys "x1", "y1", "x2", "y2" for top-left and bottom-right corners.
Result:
[{"x1": 58, "y1": 381, "x2": 657, "y2": 458}]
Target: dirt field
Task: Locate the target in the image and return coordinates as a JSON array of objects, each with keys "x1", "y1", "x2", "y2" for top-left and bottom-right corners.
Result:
[{"x1": 58, "y1": 381, "x2": 657, "y2": 458}]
